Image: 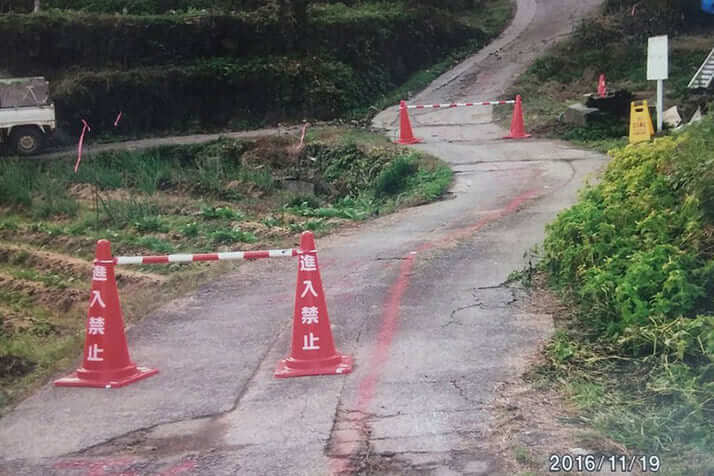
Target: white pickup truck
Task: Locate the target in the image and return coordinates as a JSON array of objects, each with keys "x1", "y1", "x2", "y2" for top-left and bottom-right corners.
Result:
[{"x1": 0, "y1": 77, "x2": 56, "y2": 156}]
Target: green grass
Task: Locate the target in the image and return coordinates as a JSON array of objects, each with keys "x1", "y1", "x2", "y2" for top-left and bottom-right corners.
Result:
[
  {"x1": 374, "y1": 155, "x2": 419, "y2": 198},
  {"x1": 1, "y1": 137, "x2": 454, "y2": 259},
  {"x1": 200, "y1": 206, "x2": 244, "y2": 221},
  {"x1": 513, "y1": 446, "x2": 532, "y2": 465},
  {"x1": 4, "y1": 265, "x2": 82, "y2": 290},
  {"x1": 310, "y1": 1, "x2": 405, "y2": 24},
  {"x1": 537, "y1": 114, "x2": 714, "y2": 473},
  {"x1": 207, "y1": 228, "x2": 257, "y2": 244}
]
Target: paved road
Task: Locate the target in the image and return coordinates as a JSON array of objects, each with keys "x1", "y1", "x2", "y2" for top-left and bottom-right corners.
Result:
[{"x1": 0, "y1": 0, "x2": 605, "y2": 474}]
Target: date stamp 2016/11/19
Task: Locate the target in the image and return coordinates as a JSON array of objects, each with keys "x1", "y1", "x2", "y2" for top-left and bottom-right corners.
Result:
[{"x1": 549, "y1": 454, "x2": 661, "y2": 472}]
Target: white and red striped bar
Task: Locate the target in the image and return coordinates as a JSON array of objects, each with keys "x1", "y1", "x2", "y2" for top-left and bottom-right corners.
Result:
[
  {"x1": 115, "y1": 248, "x2": 298, "y2": 265},
  {"x1": 404, "y1": 100, "x2": 515, "y2": 109}
]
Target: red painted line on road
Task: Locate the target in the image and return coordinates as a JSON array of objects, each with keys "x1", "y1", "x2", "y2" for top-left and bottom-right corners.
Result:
[
  {"x1": 329, "y1": 187, "x2": 541, "y2": 473},
  {"x1": 356, "y1": 251, "x2": 421, "y2": 410}
]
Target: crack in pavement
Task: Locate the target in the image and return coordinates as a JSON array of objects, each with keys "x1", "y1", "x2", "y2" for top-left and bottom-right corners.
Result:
[
  {"x1": 450, "y1": 379, "x2": 477, "y2": 404},
  {"x1": 442, "y1": 302, "x2": 486, "y2": 328}
]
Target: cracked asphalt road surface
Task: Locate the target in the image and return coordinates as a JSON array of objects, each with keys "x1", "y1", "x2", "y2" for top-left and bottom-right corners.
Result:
[{"x1": 0, "y1": 0, "x2": 605, "y2": 474}]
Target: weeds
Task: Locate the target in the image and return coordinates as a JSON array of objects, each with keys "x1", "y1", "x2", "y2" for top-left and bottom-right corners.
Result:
[
  {"x1": 207, "y1": 228, "x2": 257, "y2": 244},
  {"x1": 288, "y1": 219, "x2": 328, "y2": 234},
  {"x1": 0, "y1": 161, "x2": 32, "y2": 207},
  {"x1": 99, "y1": 197, "x2": 161, "y2": 229},
  {"x1": 133, "y1": 215, "x2": 168, "y2": 233},
  {"x1": 131, "y1": 236, "x2": 175, "y2": 253},
  {"x1": 200, "y1": 206, "x2": 243, "y2": 220},
  {"x1": 374, "y1": 155, "x2": 419, "y2": 198},
  {"x1": 285, "y1": 196, "x2": 378, "y2": 221},
  {"x1": 180, "y1": 221, "x2": 200, "y2": 237}
]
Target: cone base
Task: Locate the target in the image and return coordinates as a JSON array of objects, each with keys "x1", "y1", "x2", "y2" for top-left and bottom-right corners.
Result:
[
  {"x1": 502, "y1": 133, "x2": 531, "y2": 139},
  {"x1": 274, "y1": 354, "x2": 353, "y2": 378},
  {"x1": 54, "y1": 366, "x2": 158, "y2": 388},
  {"x1": 396, "y1": 137, "x2": 423, "y2": 145}
]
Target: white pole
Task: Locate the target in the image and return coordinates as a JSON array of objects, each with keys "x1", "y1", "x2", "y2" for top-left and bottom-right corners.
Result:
[{"x1": 656, "y1": 79, "x2": 663, "y2": 133}]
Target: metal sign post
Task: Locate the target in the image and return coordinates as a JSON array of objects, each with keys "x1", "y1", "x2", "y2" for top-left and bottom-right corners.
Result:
[{"x1": 647, "y1": 35, "x2": 668, "y2": 133}]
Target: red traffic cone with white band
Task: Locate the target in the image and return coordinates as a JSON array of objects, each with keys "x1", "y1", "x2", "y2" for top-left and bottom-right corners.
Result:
[
  {"x1": 503, "y1": 95, "x2": 531, "y2": 139},
  {"x1": 55, "y1": 240, "x2": 158, "y2": 388},
  {"x1": 275, "y1": 231, "x2": 353, "y2": 378},
  {"x1": 597, "y1": 73, "x2": 607, "y2": 97},
  {"x1": 396, "y1": 100, "x2": 422, "y2": 145}
]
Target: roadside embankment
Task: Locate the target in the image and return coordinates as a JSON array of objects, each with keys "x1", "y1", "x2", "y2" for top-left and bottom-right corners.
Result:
[{"x1": 536, "y1": 113, "x2": 714, "y2": 474}]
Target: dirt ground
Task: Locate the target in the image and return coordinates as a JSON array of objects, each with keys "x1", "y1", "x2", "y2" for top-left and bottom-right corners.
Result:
[{"x1": 485, "y1": 276, "x2": 636, "y2": 476}]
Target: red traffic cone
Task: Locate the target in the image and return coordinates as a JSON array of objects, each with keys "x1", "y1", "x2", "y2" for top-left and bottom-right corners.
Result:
[
  {"x1": 55, "y1": 240, "x2": 158, "y2": 388},
  {"x1": 503, "y1": 95, "x2": 531, "y2": 139},
  {"x1": 395, "y1": 100, "x2": 422, "y2": 145},
  {"x1": 597, "y1": 73, "x2": 607, "y2": 97},
  {"x1": 275, "y1": 232, "x2": 353, "y2": 378}
]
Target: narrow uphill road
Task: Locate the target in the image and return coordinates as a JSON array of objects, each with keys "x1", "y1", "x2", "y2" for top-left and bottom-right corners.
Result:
[{"x1": 0, "y1": 0, "x2": 605, "y2": 474}]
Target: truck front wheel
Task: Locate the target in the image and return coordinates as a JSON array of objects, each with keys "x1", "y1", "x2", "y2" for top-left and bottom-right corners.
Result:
[{"x1": 10, "y1": 126, "x2": 44, "y2": 156}]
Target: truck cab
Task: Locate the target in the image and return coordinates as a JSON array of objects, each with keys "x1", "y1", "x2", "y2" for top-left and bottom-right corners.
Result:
[{"x1": 0, "y1": 77, "x2": 56, "y2": 156}]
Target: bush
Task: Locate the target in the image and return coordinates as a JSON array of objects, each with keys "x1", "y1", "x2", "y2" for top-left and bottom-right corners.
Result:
[
  {"x1": 374, "y1": 154, "x2": 419, "y2": 197},
  {"x1": 542, "y1": 114, "x2": 714, "y2": 459},
  {"x1": 544, "y1": 131, "x2": 714, "y2": 334}
]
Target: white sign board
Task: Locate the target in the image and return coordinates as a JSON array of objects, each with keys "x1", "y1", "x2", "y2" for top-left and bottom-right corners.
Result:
[{"x1": 647, "y1": 35, "x2": 668, "y2": 80}]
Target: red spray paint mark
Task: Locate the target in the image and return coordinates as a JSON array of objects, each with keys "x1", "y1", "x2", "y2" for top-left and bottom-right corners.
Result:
[
  {"x1": 114, "y1": 112, "x2": 123, "y2": 127},
  {"x1": 53, "y1": 457, "x2": 137, "y2": 476},
  {"x1": 53, "y1": 458, "x2": 195, "y2": 476},
  {"x1": 74, "y1": 119, "x2": 91, "y2": 173}
]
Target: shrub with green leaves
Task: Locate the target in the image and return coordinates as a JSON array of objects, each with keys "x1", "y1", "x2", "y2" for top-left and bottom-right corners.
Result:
[
  {"x1": 542, "y1": 114, "x2": 714, "y2": 464},
  {"x1": 545, "y1": 132, "x2": 713, "y2": 333},
  {"x1": 374, "y1": 155, "x2": 419, "y2": 198}
]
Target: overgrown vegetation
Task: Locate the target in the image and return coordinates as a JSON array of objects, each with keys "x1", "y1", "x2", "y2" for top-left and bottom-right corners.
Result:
[
  {"x1": 537, "y1": 114, "x2": 714, "y2": 474},
  {"x1": 0, "y1": 0, "x2": 512, "y2": 138},
  {"x1": 0, "y1": 129, "x2": 452, "y2": 409}
]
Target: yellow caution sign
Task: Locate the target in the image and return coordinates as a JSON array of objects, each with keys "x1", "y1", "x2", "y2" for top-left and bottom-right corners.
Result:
[{"x1": 629, "y1": 100, "x2": 654, "y2": 144}]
